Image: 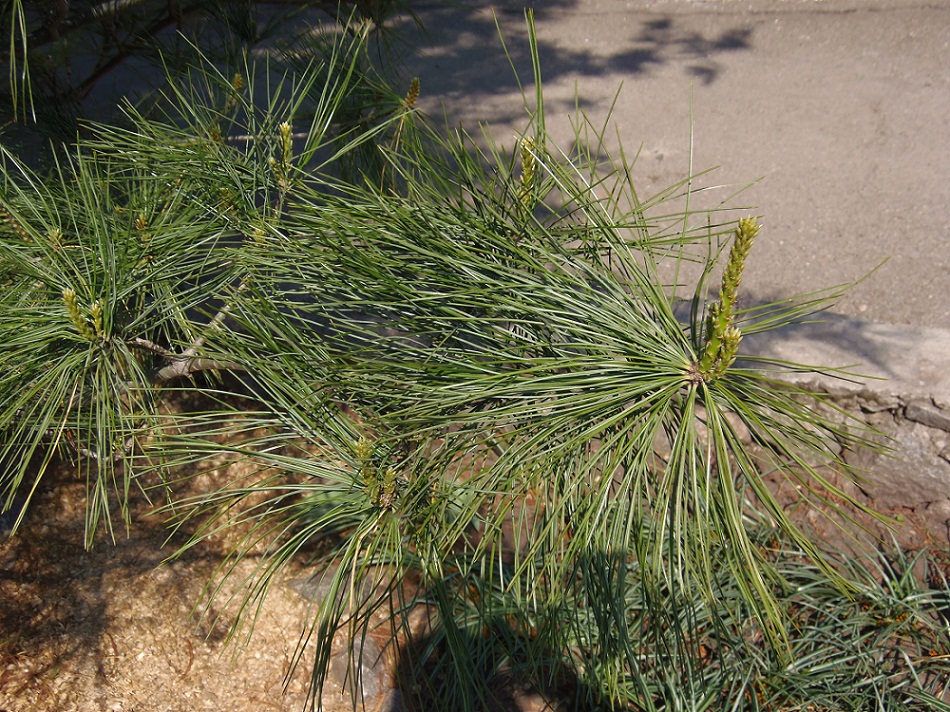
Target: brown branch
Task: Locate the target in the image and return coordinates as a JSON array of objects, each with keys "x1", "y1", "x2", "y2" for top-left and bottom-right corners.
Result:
[
  {"x1": 152, "y1": 355, "x2": 245, "y2": 384},
  {"x1": 127, "y1": 337, "x2": 245, "y2": 384},
  {"x1": 127, "y1": 336, "x2": 174, "y2": 358}
]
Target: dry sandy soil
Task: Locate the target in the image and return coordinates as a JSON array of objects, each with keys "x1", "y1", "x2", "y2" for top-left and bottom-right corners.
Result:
[
  {"x1": 2, "y1": 450, "x2": 949, "y2": 712},
  {"x1": 0, "y1": 463, "x2": 331, "y2": 712}
]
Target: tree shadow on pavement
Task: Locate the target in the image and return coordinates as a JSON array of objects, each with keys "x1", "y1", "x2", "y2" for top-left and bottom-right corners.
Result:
[{"x1": 401, "y1": 2, "x2": 755, "y2": 128}]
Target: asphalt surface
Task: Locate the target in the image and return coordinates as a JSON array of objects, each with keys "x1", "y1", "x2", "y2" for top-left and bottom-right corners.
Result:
[{"x1": 403, "y1": 0, "x2": 950, "y2": 328}]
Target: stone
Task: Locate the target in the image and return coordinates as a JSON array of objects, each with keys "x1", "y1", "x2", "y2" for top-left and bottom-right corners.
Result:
[
  {"x1": 329, "y1": 634, "x2": 388, "y2": 704},
  {"x1": 693, "y1": 404, "x2": 753, "y2": 450},
  {"x1": 904, "y1": 400, "x2": 950, "y2": 433},
  {"x1": 857, "y1": 395, "x2": 898, "y2": 414},
  {"x1": 924, "y1": 498, "x2": 950, "y2": 524},
  {"x1": 724, "y1": 410, "x2": 753, "y2": 445},
  {"x1": 651, "y1": 427, "x2": 672, "y2": 461},
  {"x1": 649, "y1": 408, "x2": 751, "y2": 462},
  {"x1": 843, "y1": 415, "x2": 950, "y2": 510},
  {"x1": 289, "y1": 565, "x2": 385, "y2": 605},
  {"x1": 288, "y1": 568, "x2": 336, "y2": 602}
]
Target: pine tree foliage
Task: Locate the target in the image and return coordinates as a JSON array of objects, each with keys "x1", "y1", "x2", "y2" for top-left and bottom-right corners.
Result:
[{"x1": 1, "y1": 9, "x2": 948, "y2": 711}]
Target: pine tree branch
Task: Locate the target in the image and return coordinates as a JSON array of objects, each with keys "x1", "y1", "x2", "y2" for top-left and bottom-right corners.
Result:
[
  {"x1": 152, "y1": 355, "x2": 244, "y2": 384},
  {"x1": 126, "y1": 338, "x2": 244, "y2": 384}
]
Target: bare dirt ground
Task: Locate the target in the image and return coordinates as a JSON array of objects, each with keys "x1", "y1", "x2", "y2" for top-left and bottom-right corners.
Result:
[
  {"x1": 2, "y1": 450, "x2": 948, "y2": 712},
  {"x1": 0, "y1": 462, "x2": 329, "y2": 712},
  {"x1": 0, "y1": 452, "x2": 560, "y2": 712}
]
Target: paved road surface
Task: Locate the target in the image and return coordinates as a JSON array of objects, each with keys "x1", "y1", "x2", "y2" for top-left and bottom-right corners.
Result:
[{"x1": 404, "y1": 0, "x2": 950, "y2": 328}]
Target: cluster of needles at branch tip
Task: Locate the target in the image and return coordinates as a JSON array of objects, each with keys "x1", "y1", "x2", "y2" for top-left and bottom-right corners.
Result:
[{"x1": 689, "y1": 216, "x2": 760, "y2": 384}]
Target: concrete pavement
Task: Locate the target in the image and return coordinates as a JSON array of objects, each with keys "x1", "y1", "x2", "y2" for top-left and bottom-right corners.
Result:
[{"x1": 404, "y1": 0, "x2": 950, "y2": 329}]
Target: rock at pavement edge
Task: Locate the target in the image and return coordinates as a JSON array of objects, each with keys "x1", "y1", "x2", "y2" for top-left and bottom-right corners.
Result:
[
  {"x1": 905, "y1": 399, "x2": 950, "y2": 433},
  {"x1": 844, "y1": 412, "x2": 950, "y2": 511}
]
